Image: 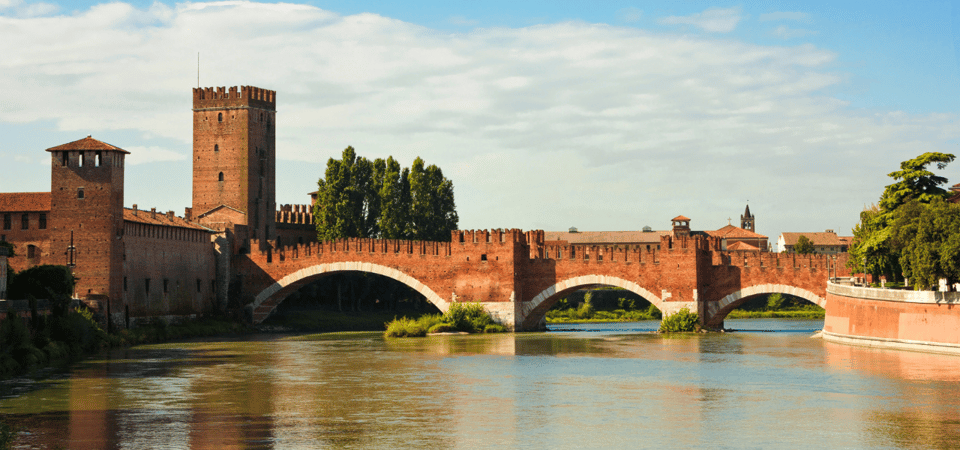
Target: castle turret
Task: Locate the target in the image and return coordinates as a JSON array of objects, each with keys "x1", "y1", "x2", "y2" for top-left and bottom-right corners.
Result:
[
  {"x1": 46, "y1": 136, "x2": 128, "y2": 304},
  {"x1": 192, "y1": 86, "x2": 277, "y2": 243}
]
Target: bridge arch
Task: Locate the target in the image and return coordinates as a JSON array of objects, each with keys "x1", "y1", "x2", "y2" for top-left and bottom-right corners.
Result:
[
  {"x1": 705, "y1": 284, "x2": 825, "y2": 327},
  {"x1": 522, "y1": 275, "x2": 663, "y2": 329},
  {"x1": 248, "y1": 262, "x2": 450, "y2": 324}
]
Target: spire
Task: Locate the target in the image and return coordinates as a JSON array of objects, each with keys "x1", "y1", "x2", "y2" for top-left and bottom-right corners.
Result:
[{"x1": 743, "y1": 204, "x2": 752, "y2": 219}]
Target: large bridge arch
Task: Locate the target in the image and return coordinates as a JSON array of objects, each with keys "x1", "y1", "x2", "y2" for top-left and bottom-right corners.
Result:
[
  {"x1": 521, "y1": 275, "x2": 663, "y2": 330},
  {"x1": 248, "y1": 262, "x2": 450, "y2": 324},
  {"x1": 705, "y1": 284, "x2": 825, "y2": 327}
]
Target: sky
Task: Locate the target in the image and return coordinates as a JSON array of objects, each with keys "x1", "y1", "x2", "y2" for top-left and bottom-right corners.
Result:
[{"x1": 2, "y1": 0, "x2": 959, "y2": 242}]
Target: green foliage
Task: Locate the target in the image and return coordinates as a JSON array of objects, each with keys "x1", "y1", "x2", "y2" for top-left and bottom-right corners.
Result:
[
  {"x1": 793, "y1": 235, "x2": 814, "y2": 254},
  {"x1": 617, "y1": 297, "x2": 636, "y2": 310},
  {"x1": 314, "y1": 148, "x2": 458, "y2": 242},
  {"x1": 658, "y1": 308, "x2": 700, "y2": 333},
  {"x1": 890, "y1": 199, "x2": 960, "y2": 290},
  {"x1": 383, "y1": 314, "x2": 444, "y2": 338},
  {"x1": 766, "y1": 293, "x2": 785, "y2": 310},
  {"x1": 383, "y1": 302, "x2": 504, "y2": 336},
  {"x1": 0, "y1": 419, "x2": 15, "y2": 450},
  {"x1": 7, "y1": 265, "x2": 74, "y2": 301},
  {"x1": 849, "y1": 152, "x2": 955, "y2": 282}
]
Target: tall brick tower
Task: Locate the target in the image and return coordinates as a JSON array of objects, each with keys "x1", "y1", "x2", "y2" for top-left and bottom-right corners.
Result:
[
  {"x1": 740, "y1": 204, "x2": 755, "y2": 232},
  {"x1": 46, "y1": 136, "x2": 128, "y2": 303},
  {"x1": 192, "y1": 86, "x2": 276, "y2": 243}
]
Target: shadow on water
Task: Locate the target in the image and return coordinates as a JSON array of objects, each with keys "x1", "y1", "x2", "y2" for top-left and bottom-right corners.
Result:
[{"x1": 547, "y1": 318, "x2": 825, "y2": 334}]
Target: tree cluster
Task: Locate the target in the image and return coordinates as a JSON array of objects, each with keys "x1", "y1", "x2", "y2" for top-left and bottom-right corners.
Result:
[
  {"x1": 312, "y1": 147, "x2": 458, "y2": 242},
  {"x1": 848, "y1": 152, "x2": 959, "y2": 290}
]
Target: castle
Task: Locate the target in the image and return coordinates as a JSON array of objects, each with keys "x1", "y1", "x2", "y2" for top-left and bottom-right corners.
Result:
[{"x1": 0, "y1": 85, "x2": 314, "y2": 327}]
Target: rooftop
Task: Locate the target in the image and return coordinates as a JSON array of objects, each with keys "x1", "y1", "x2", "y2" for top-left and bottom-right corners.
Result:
[
  {"x1": 46, "y1": 136, "x2": 130, "y2": 154},
  {"x1": 0, "y1": 192, "x2": 51, "y2": 212}
]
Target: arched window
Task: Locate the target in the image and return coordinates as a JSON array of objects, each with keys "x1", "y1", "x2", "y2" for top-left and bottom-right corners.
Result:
[
  {"x1": 218, "y1": 112, "x2": 223, "y2": 122},
  {"x1": 218, "y1": 172, "x2": 224, "y2": 181},
  {"x1": 214, "y1": 144, "x2": 219, "y2": 152}
]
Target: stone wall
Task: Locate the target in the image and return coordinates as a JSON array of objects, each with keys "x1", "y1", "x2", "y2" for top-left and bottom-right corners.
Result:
[{"x1": 823, "y1": 283, "x2": 960, "y2": 354}]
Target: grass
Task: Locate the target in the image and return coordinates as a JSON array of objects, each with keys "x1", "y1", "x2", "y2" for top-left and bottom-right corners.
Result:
[
  {"x1": 725, "y1": 309, "x2": 824, "y2": 319},
  {"x1": 384, "y1": 302, "x2": 507, "y2": 338},
  {"x1": 263, "y1": 309, "x2": 437, "y2": 332}
]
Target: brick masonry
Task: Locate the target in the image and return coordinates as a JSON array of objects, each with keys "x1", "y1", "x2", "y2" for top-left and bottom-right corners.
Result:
[{"x1": 240, "y1": 229, "x2": 850, "y2": 330}]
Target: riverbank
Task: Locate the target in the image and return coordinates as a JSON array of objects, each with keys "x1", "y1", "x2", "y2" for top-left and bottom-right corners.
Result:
[{"x1": 546, "y1": 308, "x2": 824, "y2": 324}]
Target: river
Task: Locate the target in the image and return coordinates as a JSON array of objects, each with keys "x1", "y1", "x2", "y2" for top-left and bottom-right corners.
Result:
[{"x1": 2, "y1": 318, "x2": 960, "y2": 449}]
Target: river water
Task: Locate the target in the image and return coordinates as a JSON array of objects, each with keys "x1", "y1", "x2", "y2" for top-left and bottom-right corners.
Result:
[{"x1": 2, "y1": 319, "x2": 960, "y2": 449}]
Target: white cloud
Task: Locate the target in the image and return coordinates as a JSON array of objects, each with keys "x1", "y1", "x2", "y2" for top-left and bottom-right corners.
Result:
[
  {"x1": 660, "y1": 7, "x2": 742, "y2": 33},
  {"x1": 0, "y1": 0, "x2": 21, "y2": 9},
  {"x1": 0, "y1": 1, "x2": 957, "y2": 236}
]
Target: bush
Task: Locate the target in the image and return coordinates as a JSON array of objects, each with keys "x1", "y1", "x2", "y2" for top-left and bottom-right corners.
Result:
[
  {"x1": 384, "y1": 314, "x2": 444, "y2": 338},
  {"x1": 659, "y1": 307, "x2": 700, "y2": 333},
  {"x1": 428, "y1": 323, "x2": 454, "y2": 334},
  {"x1": 444, "y1": 302, "x2": 493, "y2": 333},
  {"x1": 483, "y1": 324, "x2": 506, "y2": 333}
]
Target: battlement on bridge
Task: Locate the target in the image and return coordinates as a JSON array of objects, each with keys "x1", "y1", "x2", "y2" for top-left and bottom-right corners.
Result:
[
  {"x1": 276, "y1": 204, "x2": 313, "y2": 225},
  {"x1": 713, "y1": 250, "x2": 848, "y2": 270}
]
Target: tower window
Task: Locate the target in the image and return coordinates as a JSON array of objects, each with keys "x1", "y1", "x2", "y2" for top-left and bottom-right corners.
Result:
[
  {"x1": 163, "y1": 279, "x2": 169, "y2": 294},
  {"x1": 218, "y1": 172, "x2": 224, "y2": 181},
  {"x1": 78, "y1": 188, "x2": 84, "y2": 199},
  {"x1": 218, "y1": 112, "x2": 223, "y2": 122},
  {"x1": 196, "y1": 279, "x2": 202, "y2": 293},
  {"x1": 79, "y1": 152, "x2": 85, "y2": 167},
  {"x1": 21, "y1": 214, "x2": 28, "y2": 230},
  {"x1": 2, "y1": 214, "x2": 9, "y2": 230},
  {"x1": 124, "y1": 277, "x2": 128, "y2": 291},
  {"x1": 145, "y1": 278, "x2": 151, "y2": 295},
  {"x1": 61, "y1": 152, "x2": 68, "y2": 167},
  {"x1": 214, "y1": 144, "x2": 219, "y2": 152},
  {"x1": 95, "y1": 151, "x2": 102, "y2": 167}
]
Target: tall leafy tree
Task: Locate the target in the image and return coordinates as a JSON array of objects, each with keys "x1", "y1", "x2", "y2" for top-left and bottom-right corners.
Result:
[
  {"x1": 890, "y1": 199, "x2": 960, "y2": 290},
  {"x1": 408, "y1": 157, "x2": 459, "y2": 241},
  {"x1": 313, "y1": 150, "x2": 458, "y2": 242},
  {"x1": 849, "y1": 152, "x2": 955, "y2": 283}
]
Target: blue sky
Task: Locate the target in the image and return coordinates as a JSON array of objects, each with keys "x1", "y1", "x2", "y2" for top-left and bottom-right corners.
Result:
[{"x1": 1, "y1": 0, "x2": 959, "y2": 241}]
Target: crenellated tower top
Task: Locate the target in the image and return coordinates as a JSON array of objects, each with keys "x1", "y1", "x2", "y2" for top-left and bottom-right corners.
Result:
[{"x1": 192, "y1": 85, "x2": 276, "y2": 111}]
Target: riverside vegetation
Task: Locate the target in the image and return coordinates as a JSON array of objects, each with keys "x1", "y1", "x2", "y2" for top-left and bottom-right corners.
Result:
[
  {"x1": 384, "y1": 302, "x2": 506, "y2": 337},
  {"x1": 546, "y1": 288, "x2": 823, "y2": 324}
]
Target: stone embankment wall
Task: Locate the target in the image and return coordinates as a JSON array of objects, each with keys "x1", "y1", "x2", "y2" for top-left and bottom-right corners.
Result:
[{"x1": 823, "y1": 282, "x2": 960, "y2": 355}]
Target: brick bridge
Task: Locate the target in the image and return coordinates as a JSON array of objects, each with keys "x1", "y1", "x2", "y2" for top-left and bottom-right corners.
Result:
[{"x1": 237, "y1": 229, "x2": 850, "y2": 330}]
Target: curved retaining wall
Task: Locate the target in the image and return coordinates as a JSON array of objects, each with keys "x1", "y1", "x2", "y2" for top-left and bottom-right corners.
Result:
[{"x1": 823, "y1": 282, "x2": 960, "y2": 355}]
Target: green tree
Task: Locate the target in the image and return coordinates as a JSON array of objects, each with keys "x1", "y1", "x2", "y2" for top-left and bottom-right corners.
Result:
[
  {"x1": 890, "y1": 199, "x2": 960, "y2": 290},
  {"x1": 849, "y1": 152, "x2": 955, "y2": 281},
  {"x1": 794, "y1": 235, "x2": 815, "y2": 254},
  {"x1": 407, "y1": 157, "x2": 459, "y2": 241},
  {"x1": 313, "y1": 149, "x2": 458, "y2": 242}
]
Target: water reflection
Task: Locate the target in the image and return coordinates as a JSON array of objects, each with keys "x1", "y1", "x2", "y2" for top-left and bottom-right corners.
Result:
[{"x1": 2, "y1": 320, "x2": 960, "y2": 449}]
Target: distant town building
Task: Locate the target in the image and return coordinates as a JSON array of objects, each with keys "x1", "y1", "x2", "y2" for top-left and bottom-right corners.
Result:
[
  {"x1": 777, "y1": 230, "x2": 852, "y2": 254},
  {"x1": 949, "y1": 183, "x2": 960, "y2": 203}
]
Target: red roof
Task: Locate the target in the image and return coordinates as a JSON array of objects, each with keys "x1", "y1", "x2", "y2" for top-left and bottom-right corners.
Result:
[
  {"x1": 0, "y1": 192, "x2": 51, "y2": 212},
  {"x1": 727, "y1": 241, "x2": 760, "y2": 251},
  {"x1": 707, "y1": 224, "x2": 767, "y2": 239},
  {"x1": 779, "y1": 232, "x2": 842, "y2": 246},
  {"x1": 544, "y1": 230, "x2": 669, "y2": 245},
  {"x1": 46, "y1": 136, "x2": 129, "y2": 154},
  {"x1": 123, "y1": 208, "x2": 211, "y2": 231},
  {"x1": 672, "y1": 215, "x2": 691, "y2": 221}
]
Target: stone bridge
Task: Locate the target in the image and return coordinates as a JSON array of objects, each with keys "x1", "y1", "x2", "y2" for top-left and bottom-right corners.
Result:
[{"x1": 237, "y1": 229, "x2": 850, "y2": 330}]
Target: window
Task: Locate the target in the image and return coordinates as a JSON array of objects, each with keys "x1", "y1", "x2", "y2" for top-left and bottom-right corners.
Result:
[
  {"x1": 79, "y1": 152, "x2": 85, "y2": 167},
  {"x1": 480, "y1": 254, "x2": 487, "y2": 261},
  {"x1": 2, "y1": 214, "x2": 10, "y2": 230},
  {"x1": 218, "y1": 112, "x2": 223, "y2": 122},
  {"x1": 196, "y1": 279, "x2": 202, "y2": 293},
  {"x1": 39, "y1": 213, "x2": 46, "y2": 230},
  {"x1": 124, "y1": 277, "x2": 128, "y2": 291},
  {"x1": 163, "y1": 279, "x2": 169, "y2": 294},
  {"x1": 145, "y1": 278, "x2": 151, "y2": 295},
  {"x1": 214, "y1": 144, "x2": 219, "y2": 152},
  {"x1": 27, "y1": 245, "x2": 36, "y2": 258},
  {"x1": 21, "y1": 214, "x2": 28, "y2": 230},
  {"x1": 61, "y1": 152, "x2": 68, "y2": 167},
  {"x1": 78, "y1": 188, "x2": 84, "y2": 199},
  {"x1": 218, "y1": 172, "x2": 224, "y2": 181},
  {"x1": 95, "y1": 151, "x2": 102, "y2": 167}
]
